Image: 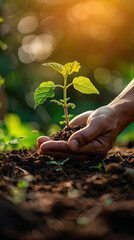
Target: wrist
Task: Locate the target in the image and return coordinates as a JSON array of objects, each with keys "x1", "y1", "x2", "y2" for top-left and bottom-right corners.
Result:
[{"x1": 108, "y1": 98, "x2": 133, "y2": 134}]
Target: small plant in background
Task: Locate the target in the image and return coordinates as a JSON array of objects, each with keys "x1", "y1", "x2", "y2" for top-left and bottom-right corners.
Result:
[
  {"x1": 47, "y1": 157, "x2": 70, "y2": 172},
  {"x1": 10, "y1": 176, "x2": 32, "y2": 204},
  {"x1": 89, "y1": 162, "x2": 106, "y2": 172},
  {"x1": 34, "y1": 61, "x2": 99, "y2": 127},
  {"x1": 0, "y1": 113, "x2": 41, "y2": 152}
]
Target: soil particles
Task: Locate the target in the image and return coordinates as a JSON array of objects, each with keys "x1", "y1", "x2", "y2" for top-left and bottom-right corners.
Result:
[{"x1": 0, "y1": 126, "x2": 134, "y2": 240}]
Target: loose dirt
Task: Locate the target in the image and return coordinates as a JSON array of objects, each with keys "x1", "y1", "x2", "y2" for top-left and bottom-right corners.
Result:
[{"x1": 0, "y1": 127, "x2": 134, "y2": 240}]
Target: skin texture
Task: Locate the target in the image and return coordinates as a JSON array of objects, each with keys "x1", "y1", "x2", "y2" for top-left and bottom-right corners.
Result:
[{"x1": 37, "y1": 80, "x2": 134, "y2": 160}]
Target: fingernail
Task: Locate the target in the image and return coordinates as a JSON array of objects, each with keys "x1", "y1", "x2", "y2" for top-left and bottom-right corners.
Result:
[{"x1": 70, "y1": 139, "x2": 79, "y2": 151}]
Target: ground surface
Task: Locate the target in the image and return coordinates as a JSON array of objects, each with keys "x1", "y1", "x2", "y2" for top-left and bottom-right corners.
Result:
[{"x1": 0, "y1": 144, "x2": 134, "y2": 240}]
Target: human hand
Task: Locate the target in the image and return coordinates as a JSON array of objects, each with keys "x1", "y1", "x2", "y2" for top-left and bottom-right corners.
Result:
[{"x1": 37, "y1": 106, "x2": 119, "y2": 160}]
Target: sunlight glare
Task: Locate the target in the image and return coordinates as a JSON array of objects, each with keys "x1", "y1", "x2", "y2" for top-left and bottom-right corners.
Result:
[{"x1": 18, "y1": 15, "x2": 38, "y2": 34}]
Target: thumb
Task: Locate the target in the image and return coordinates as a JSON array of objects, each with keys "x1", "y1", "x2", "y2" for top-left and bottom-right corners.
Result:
[
  {"x1": 69, "y1": 111, "x2": 92, "y2": 126},
  {"x1": 68, "y1": 115, "x2": 105, "y2": 151}
]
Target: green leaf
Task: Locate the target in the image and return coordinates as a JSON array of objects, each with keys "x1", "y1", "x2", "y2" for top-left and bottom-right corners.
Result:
[
  {"x1": 47, "y1": 161, "x2": 58, "y2": 165},
  {"x1": 17, "y1": 180, "x2": 29, "y2": 188},
  {"x1": 17, "y1": 137, "x2": 25, "y2": 141},
  {"x1": 68, "y1": 114, "x2": 73, "y2": 118},
  {"x1": 59, "y1": 97, "x2": 70, "y2": 103},
  {"x1": 34, "y1": 81, "x2": 55, "y2": 108},
  {"x1": 8, "y1": 139, "x2": 19, "y2": 145},
  {"x1": 42, "y1": 62, "x2": 63, "y2": 74},
  {"x1": 73, "y1": 76, "x2": 99, "y2": 94},
  {"x1": 67, "y1": 103, "x2": 76, "y2": 109},
  {"x1": 0, "y1": 18, "x2": 3, "y2": 23},
  {"x1": 59, "y1": 99, "x2": 64, "y2": 103},
  {"x1": 61, "y1": 157, "x2": 70, "y2": 165},
  {"x1": 51, "y1": 99, "x2": 64, "y2": 106},
  {"x1": 0, "y1": 76, "x2": 4, "y2": 87},
  {"x1": 59, "y1": 121, "x2": 66, "y2": 125},
  {"x1": 63, "y1": 61, "x2": 81, "y2": 75},
  {"x1": 66, "y1": 97, "x2": 70, "y2": 102},
  {"x1": 62, "y1": 114, "x2": 73, "y2": 119}
]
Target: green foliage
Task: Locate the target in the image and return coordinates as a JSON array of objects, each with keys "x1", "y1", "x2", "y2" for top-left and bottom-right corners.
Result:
[
  {"x1": 73, "y1": 76, "x2": 99, "y2": 94},
  {"x1": 0, "y1": 76, "x2": 4, "y2": 87},
  {"x1": 62, "y1": 61, "x2": 80, "y2": 75},
  {"x1": 10, "y1": 176, "x2": 32, "y2": 204},
  {"x1": 0, "y1": 113, "x2": 42, "y2": 151},
  {"x1": 34, "y1": 81, "x2": 55, "y2": 108},
  {"x1": 89, "y1": 162, "x2": 106, "y2": 172},
  {"x1": 42, "y1": 62, "x2": 63, "y2": 74},
  {"x1": 50, "y1": 99, "x2": 64, "y2": 106},
  {"x1": 34, "y1": 61, "x2": 99, "y2": 127},
  {"x1": 47, "y1": 157, "x2": 70, "y2": 172}
]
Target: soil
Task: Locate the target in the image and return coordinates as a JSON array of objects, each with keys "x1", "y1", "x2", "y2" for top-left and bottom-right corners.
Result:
[{"x1": 0, "y1": 126, "x2": 134, "y2": 240}]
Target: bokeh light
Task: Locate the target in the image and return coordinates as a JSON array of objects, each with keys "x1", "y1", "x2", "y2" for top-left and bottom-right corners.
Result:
[
  {"x1": 18, "y1": 15, "x2": 38, "y2": 34},
  {"x1": 1, "y1": 0, "x2": 134, "y2": 131}
]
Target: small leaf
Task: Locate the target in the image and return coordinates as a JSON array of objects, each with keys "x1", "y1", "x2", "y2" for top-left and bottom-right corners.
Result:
[
  {"x1": 62, "y1": 114, "x2": 73, "y2": 119},
  {"x1": 59, "y1": 121, "x2": 66, "y2": 125},
  {"x1": 0, "y1": 18, "x2": 3, "y2": 23},
  {"x1": 68, "y1": 114, "x2": 73, "y2": 118},
  {"x1": 59, "y1": 98, "x2": 70, "y2": 103},
  {"x1": 56, "y1": 168, "x2": 62, "y2": 172},
  {"x1": 47, "y1": 161, "x2": 58, "y2": 165},
  {"x1": 62, "y1": 157, "x2": 70, "y2": 165},
  {"x1": 42, "y1": 62, "x2": 63, "y2": 74},
  {"x1": 67, "y1": 103, "x2": 76, "y2": 109},
  {"x1": 0, "y1": 76, "x2": 4, "y2": 87},
  {"x1": 17, "y1": 137, "x2": 25, "y2": 141},
  {"x1": 63, "y1": 61, "x2": 81, "y2": 75},
  {"x1": 17, "y1": 180, "x2": 29, "y2": 188},
  {"x1": 34, "y1": 81, "x2": 55, "y2": 108},
  {"x1": 8, "y1": 139, "x2": 19, "y2": 145},
  {"x1": 73, "y1": 76, "x2": 99, "y2": 94},
  {"x1": 59, "y1": 99, "x2": 64, "y2": 103},
  {"x1": 51, "y1": 99, "x2": 64, "y2": 106},
  {"x1": 66, "y1": 97, "x2": 70, "y2": 102}
]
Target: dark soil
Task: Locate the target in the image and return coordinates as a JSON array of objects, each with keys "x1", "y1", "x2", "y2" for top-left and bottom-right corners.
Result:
[
  {"x1": 50, "y1": 124, "x2": 86, "y2": 141},
  {"x1": 0, "y1": 126, "x2": 134, "y2": 240}
]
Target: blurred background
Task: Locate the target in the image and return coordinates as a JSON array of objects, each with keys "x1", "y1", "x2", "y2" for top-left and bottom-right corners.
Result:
[{"x1": 0, "y1": 0, "x2": 134, "y2": 148}]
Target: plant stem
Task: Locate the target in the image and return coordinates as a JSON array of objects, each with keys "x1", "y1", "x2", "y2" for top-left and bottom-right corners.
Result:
[
  {"x1": 67, "y1": 82, "x2": 73, "y2": 88},
  {"x1": 55, "y1": 84, "x2": 64, "y2": 88},
  {"x1": 63, "y1": 74, "x2": 69, "y2": 127}
]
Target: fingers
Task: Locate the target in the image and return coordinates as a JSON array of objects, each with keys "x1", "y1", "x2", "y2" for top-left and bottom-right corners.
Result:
[
  {"x1": 40, "y1": 140, "x2": 69, "y2": 154},
  {"x1": 68, "y1": 116, "x2": 105, "y2": 151},
  {"x1": 37, "y1": 136, "x2": 52, "y2": 147},
  {"x1": 40, "y1": 149, "x2": 94, "y2": 161},
  {"x1": 73, "y1": 140, "x2": 107, "y2": 158}
]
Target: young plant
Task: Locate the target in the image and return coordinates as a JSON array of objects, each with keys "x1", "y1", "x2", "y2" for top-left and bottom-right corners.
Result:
[
  {"x1": 47, "y1": 157, "x2": 70, "y2": 172},
  {"x1": 89, "y1": 162, "x2": 106, "y2": 172},
  {"x1": 34, "y1": 61, "x2": 99, "y2": 127}
]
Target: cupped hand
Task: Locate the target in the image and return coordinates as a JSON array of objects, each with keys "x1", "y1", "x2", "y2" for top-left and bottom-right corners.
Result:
[{"x1": 37, "y1": 106, "x2": 120, "y2": 160}]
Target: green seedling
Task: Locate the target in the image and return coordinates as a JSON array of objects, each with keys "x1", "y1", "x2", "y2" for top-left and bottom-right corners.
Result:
[
  {"x1": 10, "y1": 176, "x2": 32, "y2": 204},
  {"x1": 0, "y1": 135, "x2": 24, "y2": 152},
  {"x1": 34, "y1": 61, "x2": 99, "y2": 127},
  {"x1": 89, "y1": 162, "x2": 106, "y2": 172},
  {"x1": 47, "y1": 157, "x2": 70, "y2": 172}
]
